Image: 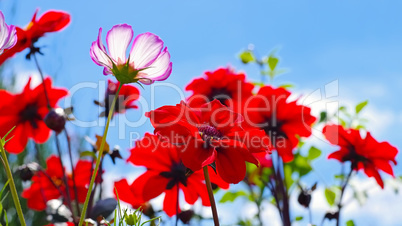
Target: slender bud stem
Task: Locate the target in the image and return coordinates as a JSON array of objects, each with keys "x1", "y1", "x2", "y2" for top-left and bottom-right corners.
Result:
[
  {"x1": 78, "y1": 83, "x2": 123, "y2": 226},
  {"x1": 203, "y1": 166, "x2": 219, "y2": 226}
]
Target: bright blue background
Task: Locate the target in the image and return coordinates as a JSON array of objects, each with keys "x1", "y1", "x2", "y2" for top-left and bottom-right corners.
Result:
[{"x1": 1, "y1": 1, "x2": 401, "y2": 225}]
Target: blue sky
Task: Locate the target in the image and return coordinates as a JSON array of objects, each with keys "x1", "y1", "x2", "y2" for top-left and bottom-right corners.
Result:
[{"x1": 1, "y1": 0, "x2": 402, "y2": 225}]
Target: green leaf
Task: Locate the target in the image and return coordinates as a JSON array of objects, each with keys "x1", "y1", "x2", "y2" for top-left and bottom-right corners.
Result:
[
  {"x1": 339, "y1": 118, "x2": 347, "y2": 127},
  {"x1": 1, "y1": 126, "x2": 15, "y2": 146},
  {"x1": 293, "y1": 154, "x2": 312, "y2": 177},
  {"x1": 267, "y1": 55, "x2": 279, "y2": 71},
  {"x1": 319, "y1": 111, "x2": 327, "y2": 123},
  {"x1": 80, "y1": 151, "x2": 97, "y2": 160},
  {"x1": 220, "y1": 191, "x2": 248, "y2": 203},
  {"x1": 325, "y1": 188, "x2": 336, "y2": 206},
  {"x1": 334, "y1": 174, "x2": 344, "y2": 180},
  {"x1": 279, "y1": 83, "x2": 295, "y2": 89},
  {"x1": 355, "y1": 100, "x2": 368, "y2": 114},
  {"x1": 0, "y1": 180, "x2": 9, "y2": 200},
  {"x1": 295, "y1": 216, "x2": 303, "y2": 221},
  {"x1": 239, "y1": 51, "x2": 255, "y2": 64},
  {"x1": 346, "y1": 220, "x2": 355, "y2": 226},
  {"x1": 284, "y1": 164, "x2": 294, "y2": 189},
  {"x1": 307, "y1": 146, "x2": 321, "y2": 160}
]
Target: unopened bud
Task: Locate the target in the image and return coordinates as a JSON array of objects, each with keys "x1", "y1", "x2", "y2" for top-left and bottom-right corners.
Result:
[
  {"x1": 297, "y1": 191, "x2": 311, "y2": 208},
  {"x1": 17, "y1": 162, "x2": 40, "y2": 181},
  {"x1": 44, "y1": 108, "x2": 66, "y2": 134},
  {"x1": 179, "y1": 209, "x2": 194, "y2": 224}
]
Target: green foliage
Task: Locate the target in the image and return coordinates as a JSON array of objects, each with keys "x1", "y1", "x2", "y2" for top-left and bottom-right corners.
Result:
[
  {"x1": 239, "y1": 51, "x2": 255, "y2": 64},
  {"x1": 220, "y1": 191, "x2": 250, "y2": 203},
  {"x1": 112, "y1": 188, "x2": 160, "y2": 226},
  {"x1": 355, "y1": 100, "x2": 368, "y2": 114},
  {"x1": 346, "y1": 220, "x2": 355, "y2": 226},
  {"x1": 278, "y1": 83, "x2": 295, "y2": 89},
  {"x1": 319, "y1": 111, "x2": 327, "y2": 123},
  {"x1": 80, "y1": 150, "x2": 97, "y2": 160},
  {"x1": 324, "y1": 188, "x2": 336, "y2": 206},
  {"x1": 267, "y1": 55, "x2": 279, "y2": 71},
  {"x1": 0, "y1": 180, "x2": 10, "y2": 225},
  {"x1": 295, "y1": 216, "x2": 303, "y2": 221},
  {"x1": 307, "y1": 146, "x2": 321, "y2": 160},
  {"x1": 284, "y1": 164, "x2": 294, "y2": 189}
]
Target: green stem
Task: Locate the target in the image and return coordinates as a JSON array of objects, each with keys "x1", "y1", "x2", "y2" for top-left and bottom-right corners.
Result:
[
  {"x1": 203, "y1": 166, "x2": 219, "y2": 226},
  {"x1": 78, "y1": 83, "x2": 123, "y2": 226},
  {"x1": 0, "y1": 143, "x2": 26, "y2": 226}
]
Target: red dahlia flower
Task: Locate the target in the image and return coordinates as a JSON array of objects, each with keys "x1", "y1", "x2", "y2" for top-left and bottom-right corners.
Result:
[
  {"x1": 0, "y1": 77, "x2": 68, "y2": 154},
  {"x1": 114, "y1": 133, "x2": 228, "y2": 217},
  {"x1": 185, "y1": 67, "x2": 254, "y2": 109},
  {"x1": 243, "y1": 86, "x2": 316, "y2": 163},
  {"x1": 22, "y1": 155, "x2": 92, "y2": 211},
  {"x1": 95, "y1": 79, "x2": 140, "y2": 117},
  {"x1": 323, "y1": 125, "x2": 398, "y2": 188},
  {"x1": 0, "y1": 10, "x2": 70, "y2": 64},
  {"x1": 147, "y1": 99, "x2": 270, "y2": 184}
]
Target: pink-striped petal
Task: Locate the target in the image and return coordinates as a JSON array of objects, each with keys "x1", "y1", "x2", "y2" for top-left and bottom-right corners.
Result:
[
  {"x1": 140, "y1": 47, "x2": 172, "y2": 82},
  {"x1": 90, "y1": 28, "x2": 113, "y2": 69},
  {"x1": 0, "y1": 11, "x2": 17, "y2": 54},
  {"x1": 129, "y1": 32, "x2": 164, "y2": 69},
  {"x1": 106, "y1": 24, "x2": 133, "y2": 64}
]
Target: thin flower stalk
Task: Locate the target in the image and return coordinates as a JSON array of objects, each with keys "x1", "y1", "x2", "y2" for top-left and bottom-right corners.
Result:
[{"x1": 78, "y1": 83, "x2": 123, "y2": 226}]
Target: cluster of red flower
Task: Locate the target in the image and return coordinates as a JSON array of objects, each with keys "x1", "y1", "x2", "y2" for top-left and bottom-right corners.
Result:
[{"x1": 0, "y1": 8, "x2": 398, "y2": 224}]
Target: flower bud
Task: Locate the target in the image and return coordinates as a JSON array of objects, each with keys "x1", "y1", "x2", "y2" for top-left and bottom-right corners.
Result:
[
  {"x1": 179, "y1": 209, "x2": 194, "y2": 224},
  {"x1": 17, "y1": 162, "x2": 40, "y2": 181},
  {"x1": 46, "y1": 199, "x2": 73, "y2": 223},
  {"x1": 44, "y1": 108, "x2": 66, "y2": 134},
  {"x1": 125, "y1": 212, "x2": 138, "y2": 225},
  {"x1": 297, "y1": 190, "x2": 311, "y2": 208}
]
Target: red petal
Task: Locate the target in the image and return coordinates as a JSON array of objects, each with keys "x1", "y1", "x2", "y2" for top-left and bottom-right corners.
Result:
[
  {"x1": 215, "y1": 147, "x2": 247, "y2": 184},
  {"x1": 179, "y1": 138, "x2": 216, "y2": 171},
  {"x1": 163, "y1": 185, "x2": 180, "y2": 217}
]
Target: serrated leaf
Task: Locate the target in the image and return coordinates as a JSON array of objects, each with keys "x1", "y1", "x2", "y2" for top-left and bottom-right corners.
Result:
[
  {"x1": 325, "y1": 188, "x2": 336, "y2": 206},
  {"x1": 219, "y1": 191, "x2": 248, "y2": 203},
  {"x1": 307, "y1": 146, "x2": 321, "y2": 160},
  {"x1": 239, "y1": 51, "x2": 255, "y2": 64},
  {"x1": 346, "y1": 220, "x2": 355, "y2": 226},
  {"x1": 355, "y1": 100, "x2": 368, "y2": 114},
  {"x1": 267, "y1": 55, "x2": 279, "y2": 71}
]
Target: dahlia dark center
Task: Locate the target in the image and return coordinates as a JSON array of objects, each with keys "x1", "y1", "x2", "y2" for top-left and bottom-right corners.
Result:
[
  {"x1": 197, "y1": 125, "x2": 223, "y2": 149},
  {"x1": 198, "y1": 125, "x2": 223, "y2": 140},
  {"x1": 209, "y1": 88, "x2": 232, "y2": 105},
  {"x1": 160, "y1": 162, "x2": 187, "y2": 190},
  {"x1": 262, "y1": 118, "x2": 287, "y2": 148},
  {"x1": 19, "y1": 104, "x2": 42, "y2": 129},
  {"x1": 343, "y1": 146, "x2": 369, "y2": 169}
]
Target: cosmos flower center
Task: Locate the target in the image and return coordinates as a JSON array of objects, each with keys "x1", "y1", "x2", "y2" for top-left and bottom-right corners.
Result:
[
  {"x1": 19, "y1": 104, "x2": 41, "y2": 128},
  {"x1": 160, "y1": 162, "x2": 187, "y2": 189}
]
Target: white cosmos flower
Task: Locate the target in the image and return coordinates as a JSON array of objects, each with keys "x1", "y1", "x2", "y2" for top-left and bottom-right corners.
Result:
[
  {"x1": 0, "y1": 11, "x2": 17, "y2": 55},
  {"x1": 90, "y1": 24, "x2": 172, "y2": 85}
]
